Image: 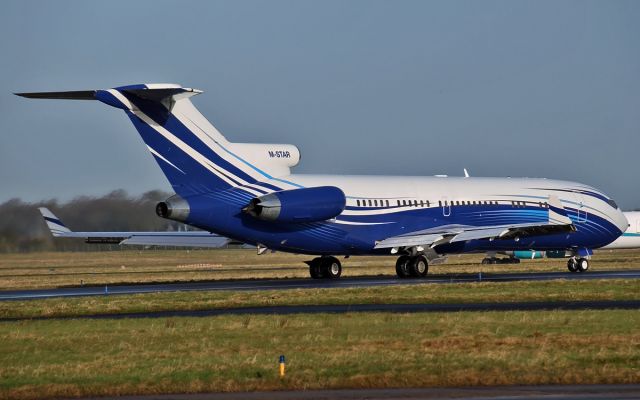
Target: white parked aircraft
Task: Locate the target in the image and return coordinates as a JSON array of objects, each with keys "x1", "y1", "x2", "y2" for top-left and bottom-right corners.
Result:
[{"x1": 602, "y1": 211, "x2": 640, "y2": 250}]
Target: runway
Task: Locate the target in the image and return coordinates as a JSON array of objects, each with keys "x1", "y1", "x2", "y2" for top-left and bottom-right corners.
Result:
[
  {"x1": 92, "y1": 385, "x2": 640, "y2": 400},
  {"x1": 3, "y1": 299, "x2": 638, "y2": 322},
  {"x1": 1, "y1": 269, "x2": 638, "y2": 302}
]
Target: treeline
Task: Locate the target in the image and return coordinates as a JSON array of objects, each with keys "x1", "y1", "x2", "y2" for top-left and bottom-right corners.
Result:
[{"x1": 0, "y1": 190, "x2": 193, "y2": 253}]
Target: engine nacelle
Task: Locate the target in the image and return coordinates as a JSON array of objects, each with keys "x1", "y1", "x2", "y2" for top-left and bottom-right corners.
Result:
[
  {"x1": 509, "y1": 250, "x2": 569, "y2": 259},
  {"x1": 156, "y1": 195, "x2": 190, "y2": 223},
  {"x1": 244, "y1": 186, "x2": 346, "y2": 223},
  {"x1": 512, "y1": 250, "x2": 545, "y2": 259}
]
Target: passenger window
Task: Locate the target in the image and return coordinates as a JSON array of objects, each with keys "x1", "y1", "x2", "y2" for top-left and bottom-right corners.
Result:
[
  {"x1": 374, "y1": 199, "x2": 378, "y2": 207},
  {"x1": 439, "y1": 201, "x2": 442, "y2": 207},
  {"x1": 414, "y1": 200, "x2": 418, "y2": 207},
  {"x1": 368, "y1": 199, "x2": 372, "y2": 207},
  {"x1": 386, "y1": 200, "x2": 390, "y2": 207},
  {"x1": 426, "y1": 200, "x2": 430, "y2": 207},
  {"x1": 420, "y1": 200, "x2": 424, "y2": 207},
  {"x1": 356, "y1": 200, "x2": 360, "y2": 207}
]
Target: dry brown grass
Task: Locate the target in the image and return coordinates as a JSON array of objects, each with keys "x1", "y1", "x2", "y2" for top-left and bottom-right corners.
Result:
[
  {"x1": 1, "y1": 248, "x2": 639, "y2": 290},
  {"x1": 0, "y1": 310, "x2": 638, "y2": 399}
]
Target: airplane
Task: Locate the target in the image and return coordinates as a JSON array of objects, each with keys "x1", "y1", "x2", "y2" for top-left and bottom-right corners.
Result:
[
  {"x1": 38, "y1": 207, "x2": 230, "y2": 248},
  {"x1": 16, "y1": 83, "x2": 628, "y2": 279},
  {"x1": 602, "y1": 211, "x2": 640, "y2": 250}
]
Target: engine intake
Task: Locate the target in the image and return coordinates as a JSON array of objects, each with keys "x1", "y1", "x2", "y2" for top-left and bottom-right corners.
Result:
[
  {"x1": 244, "y1": 186, "x2": 346, "y2": 223},
  {"x1": 156, "y1": 195, "x2": 190, "y2": 222}
]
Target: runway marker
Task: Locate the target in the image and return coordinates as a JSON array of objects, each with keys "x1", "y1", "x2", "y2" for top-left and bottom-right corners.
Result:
[{"x1": 279, "y1": 355, "x2": 285, "y2": 377}]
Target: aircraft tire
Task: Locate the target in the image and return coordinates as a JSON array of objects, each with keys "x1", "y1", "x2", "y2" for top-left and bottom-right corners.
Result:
[
  {"x1": 567, "y1": 258, "x2": 578, "y2": 273},
  {"x1": 577, "y1": 258, "x2": 589, "y2": 272},
  {"x1": 309, "y1": 258, "x2": 324, "y2": 279},
  {"x1": 321, "y1": 256, "x2": 342, "y2": 279},
  {"x1": 395, "y1": 256, "x2": 411, "y2": 278},
  {"x1": 409, "y1": 255, "x2": 428, "y2": 277}
]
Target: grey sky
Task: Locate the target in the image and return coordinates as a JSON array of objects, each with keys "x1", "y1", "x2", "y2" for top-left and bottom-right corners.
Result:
[{"x1": 1, "y1": 1, "x2": 639, "y2": 208}]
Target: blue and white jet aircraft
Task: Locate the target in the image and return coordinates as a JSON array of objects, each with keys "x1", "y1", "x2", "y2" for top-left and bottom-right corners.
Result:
[{"x1": 17, "y1": 84, "x2": 628, "y2": 279}]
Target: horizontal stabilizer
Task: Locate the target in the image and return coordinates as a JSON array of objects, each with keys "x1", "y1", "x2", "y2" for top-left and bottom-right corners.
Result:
[
  {"x1": 15, "y1": 84, "x2": 202, "y2": 112},
  {"x1": 15, "y1": 91, "x2": 96, "y2": 100}
]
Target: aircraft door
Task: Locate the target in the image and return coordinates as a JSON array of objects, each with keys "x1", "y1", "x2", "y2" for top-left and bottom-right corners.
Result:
[
  {"x1": 441, "y1": 197, "x2": 451, "y2": 217},
  {"x1": 573, "y1": 192, "x2": 588, "y2": 223}
]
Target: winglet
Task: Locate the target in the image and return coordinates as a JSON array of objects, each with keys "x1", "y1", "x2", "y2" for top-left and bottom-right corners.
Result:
[
  {"x1": 547, "y1": 195, "x2": 573, "y2": 225},
  {"x1": 38, "y1": 208, "x2": 71, "y2": 236}
]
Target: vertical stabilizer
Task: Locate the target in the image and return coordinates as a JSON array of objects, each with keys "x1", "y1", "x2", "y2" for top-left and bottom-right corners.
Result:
[{"x1": 17, "y1": 84, "x2": 302, "y2": 197}]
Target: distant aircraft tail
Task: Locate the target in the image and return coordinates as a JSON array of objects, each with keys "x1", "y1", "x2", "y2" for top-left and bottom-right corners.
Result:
[
  {"x1": 17, "y1": 84, "x2": 301, "y2": 198},
  {"x1": 38, "y1": 207, "x2": 71, "y2": 237}
]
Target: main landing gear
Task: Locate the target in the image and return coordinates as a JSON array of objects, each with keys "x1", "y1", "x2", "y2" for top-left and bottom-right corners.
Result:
[
  {"x1": 307, "y1": 256, "x2": 342, "y2": 279},
  {"x1": 395, "y1": 255, "x2": 429, "y2": 278},
  {"x1": 567, "y1": 257, "x2": 589, "y2": 273}
]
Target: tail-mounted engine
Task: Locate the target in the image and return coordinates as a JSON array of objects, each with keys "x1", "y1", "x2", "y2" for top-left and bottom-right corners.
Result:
[
  {"x1": 156, "y1": 195, "x2": 190, "y2": 223},
  {"x1": 243, "y1": 186, "x2": 346, "y2": 223}
]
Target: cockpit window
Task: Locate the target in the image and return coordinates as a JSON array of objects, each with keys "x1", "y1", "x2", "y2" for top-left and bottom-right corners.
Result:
[{"x1": 607, "y1": 199, "x2": 619, "y2": 209}]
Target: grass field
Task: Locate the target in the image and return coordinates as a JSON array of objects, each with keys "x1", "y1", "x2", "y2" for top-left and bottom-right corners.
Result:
[
  {"x1": 1, "y1": 310, "x2": 639, "y2": 399},
  {"x1": 0, "y1": 249, "x2": 638, "y2": 399},
  {"x1": 1, "y1": 248, "x2": 640, "y2": 290}
]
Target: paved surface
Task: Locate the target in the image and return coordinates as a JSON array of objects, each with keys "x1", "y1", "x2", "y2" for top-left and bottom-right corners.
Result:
[
  {"x1": 3, "y1": 300, "x2": 639, "y2": 321},
  {"x1": 1, "y1": 269, "x2": 638, "y2": 301},
  {"x1": 86, "y1": 385, "x2": 640, "y2": 399}
]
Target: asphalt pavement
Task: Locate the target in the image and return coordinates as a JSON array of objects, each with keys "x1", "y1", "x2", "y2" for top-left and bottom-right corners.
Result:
[{"x1": 1, "y1": 269, "x2": 638, "y2": 301}]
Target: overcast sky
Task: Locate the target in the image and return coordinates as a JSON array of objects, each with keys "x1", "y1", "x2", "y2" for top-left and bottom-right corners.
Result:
[{"x1": 1, "y1": 1, "x2": 639, "y2": 208}]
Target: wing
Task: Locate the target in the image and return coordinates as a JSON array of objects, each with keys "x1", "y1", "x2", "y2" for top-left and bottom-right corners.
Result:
[
  {"x1": 39, "y1": 208, "x2": 232, "y2": 248},
  {"x1": 374, "y1": 195, "x2": 575, "y2": 251}
]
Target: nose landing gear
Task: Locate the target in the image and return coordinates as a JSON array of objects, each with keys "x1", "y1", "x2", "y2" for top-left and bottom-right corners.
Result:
[{"x1": 567, "y1": 257, "x2": 589, "y2": 273}]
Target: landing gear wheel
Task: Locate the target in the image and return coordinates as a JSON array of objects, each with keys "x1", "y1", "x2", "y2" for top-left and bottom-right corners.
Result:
[
  {"x1": 308, "y1": 259, "x2": 324, "y2": 279},
  {"x1": 409, "y1": 255, "x2": 428, "y2": 278},
  {"x1": 567, "y1": 257, "x2": 578, "y2": 273},
  {"x1": 577, "y1": 258, "x2": 589, "y2": 272},
  {"x1": 321, "y1": 256, "x2": 342, "y2": 279},
  {"x1": 395, "y1": 256, "x2": 411, "y2": 278},
  {"x1": 481, "y1": 258, "x2": 491, "y2": 265}
]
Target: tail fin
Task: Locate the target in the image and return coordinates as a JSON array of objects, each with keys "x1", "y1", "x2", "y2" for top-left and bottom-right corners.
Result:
[
  {"x1": 38, "y1": 208, "x2": 71, "y2": 237},
  {"x1": 17, "y1": 84, "x2": 301, "y2": 198}
]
